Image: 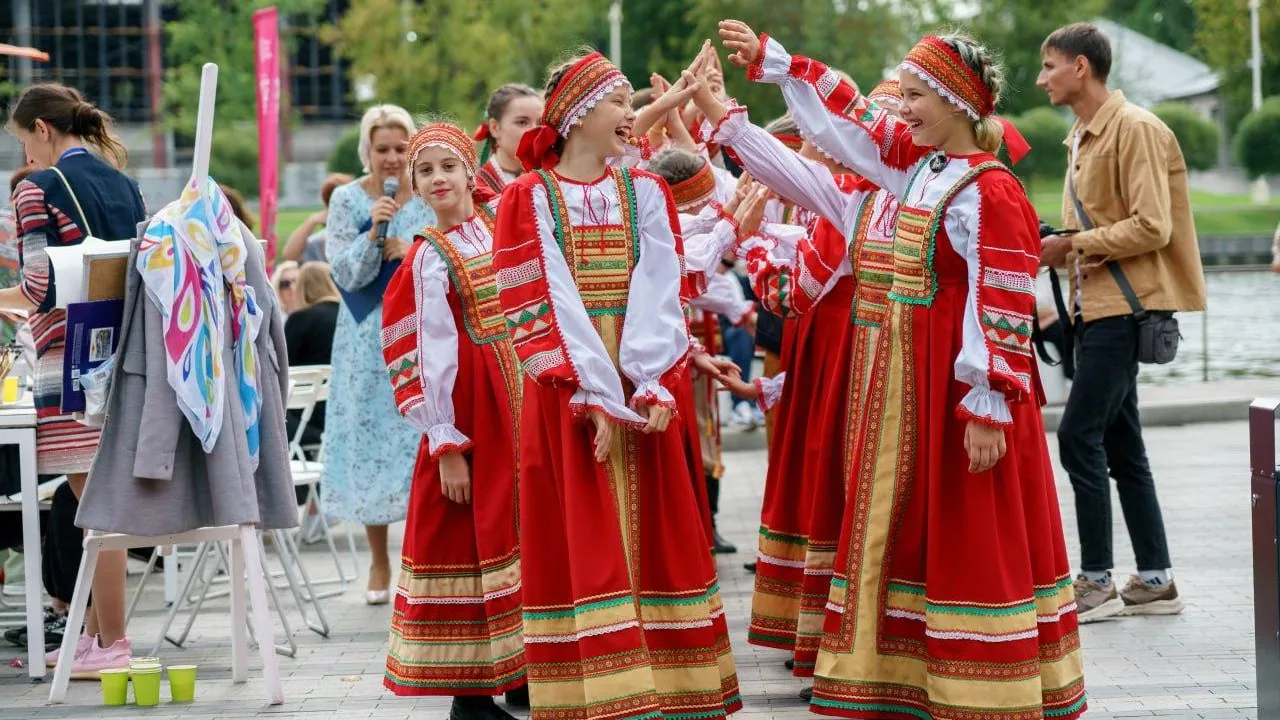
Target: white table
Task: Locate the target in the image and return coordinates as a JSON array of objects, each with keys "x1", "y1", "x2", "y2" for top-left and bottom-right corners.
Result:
[{"x1": 0, "y1": 399, "x2": 42, "y2": 681}]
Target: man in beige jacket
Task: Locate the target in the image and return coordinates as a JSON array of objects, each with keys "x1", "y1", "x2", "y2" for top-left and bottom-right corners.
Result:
[{"x1": 1037, "y1": 22, "x2": 1206, "y2": 623}]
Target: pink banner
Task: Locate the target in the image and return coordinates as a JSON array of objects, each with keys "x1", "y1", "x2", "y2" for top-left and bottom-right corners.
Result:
[{"x1": 254, "y1": 7, "x2": 280, "y2": 266}]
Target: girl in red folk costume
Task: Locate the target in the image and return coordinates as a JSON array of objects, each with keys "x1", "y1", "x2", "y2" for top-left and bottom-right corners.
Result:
[
  {"x1": 380, "y1": 122, "x2": 526, "y2": 719},
  {"x1": 700, "y1": 73, "x2": 904, "y2": 686},
  {"x1": 688, "y1": 56, "x2": 908, "y2": 687},
  {"x1": 677, "y1": 49, "x2": 875, "y2": 675},
  {"x1": 491, "y1": 51, "x2": 740, "y2": 720},
  {"x1": 475, "y1": 84, "x2": 544, "y2": 196},
  {"x1": 719, "y1": 20, "x2": 1086, "y2": 719}
]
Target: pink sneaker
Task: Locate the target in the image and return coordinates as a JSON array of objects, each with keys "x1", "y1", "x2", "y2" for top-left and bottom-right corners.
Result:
[
  {"x1": 45, "y1": 632, "x2": 94, "y2": 668},
  {"x1": 69, "y1": 636, "x2": 132, "y2": 680}
]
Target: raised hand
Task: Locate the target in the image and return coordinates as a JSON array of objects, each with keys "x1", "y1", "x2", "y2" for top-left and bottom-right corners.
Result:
[
  {"x1": 719, "y1": 20, "x2": 761, "y2": 68},
  {"x1": 734, "y1": 185, "x2": 770, "y2": 238},
  {"x1": 723, "y1": 171, "x2": 754, "y2": 217}
]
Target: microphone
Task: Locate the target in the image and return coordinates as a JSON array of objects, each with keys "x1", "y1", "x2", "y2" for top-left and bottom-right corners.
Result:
[{"x1": 374, "y1": 177, "x2": 399, "y2": 243}]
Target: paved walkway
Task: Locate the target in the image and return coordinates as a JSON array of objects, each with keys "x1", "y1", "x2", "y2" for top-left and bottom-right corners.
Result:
[{"x1": 0, "y1": 420, "x2": 1263, "y2": 719}]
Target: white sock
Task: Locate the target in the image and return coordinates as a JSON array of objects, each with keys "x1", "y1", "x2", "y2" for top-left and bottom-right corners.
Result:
[
  {"x1": 1082, "y1": 570, "x2": 1111, "y2": 585},
  {"x1": 1139, "y1": 569, "x2": 1171, "y2": 585}
]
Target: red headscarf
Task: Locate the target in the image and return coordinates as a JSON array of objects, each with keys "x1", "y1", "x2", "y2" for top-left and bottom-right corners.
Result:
[{"x1": 409, "y1": 122, "x2": 498, "y2": 206}]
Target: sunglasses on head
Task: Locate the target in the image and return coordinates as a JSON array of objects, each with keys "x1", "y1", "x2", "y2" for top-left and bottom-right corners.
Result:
[{"x1": 279, "y1": 279, "x2": 294, "y2": 290}]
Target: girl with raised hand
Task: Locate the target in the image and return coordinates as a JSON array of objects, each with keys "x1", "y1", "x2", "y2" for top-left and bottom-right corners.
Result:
[
  {"x1": 492, "y1": 49, "x2": 740, "y2": 720},
  {"x1": 684, "y1": 46, "x2": 908, "y2": 686},
  {"x1": 380, "y1": 122, "x2": 526, "y2": 718},
  {"x1": 718, "y1": 20, "x2": 1087, "y2": 720}
]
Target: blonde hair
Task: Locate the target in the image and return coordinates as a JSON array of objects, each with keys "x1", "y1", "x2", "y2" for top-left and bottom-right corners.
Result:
[
  {"x1": 271, "y1": 260, "x2": 299, "y2": 299},
  {"x1": 939, "y1": 32, "x2": 1007, "y2": 155},
  {"x1": 357, "y1": 104, "x2": 415, "y2": 173},
  {"x1": 295, "y1": 262, "x2": 341, "y2": 308}
]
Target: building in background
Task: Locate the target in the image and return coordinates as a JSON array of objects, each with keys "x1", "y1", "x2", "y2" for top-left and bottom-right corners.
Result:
[{"x1": 0, "y1": 0, "x2": 359, "y2": 177}]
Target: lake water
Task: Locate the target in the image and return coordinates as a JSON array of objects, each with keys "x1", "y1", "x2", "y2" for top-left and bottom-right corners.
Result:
[{"x1": 1134, "y1": 270, "x2": 1280, "y2": 386}]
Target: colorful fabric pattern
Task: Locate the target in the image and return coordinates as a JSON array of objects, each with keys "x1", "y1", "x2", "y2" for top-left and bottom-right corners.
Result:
[
  {"x1": 409, "y1": 122, "x2": 480, "y2": 175},
  {"x1": 670, "y1": 161, "x2": 717, "y2": 212},
  {"x1": 900, "y1": 36, "x2": 994, "y2": 120},
  {"x1": 137, "y1": 178, "x2": 262, "y2": 461}
]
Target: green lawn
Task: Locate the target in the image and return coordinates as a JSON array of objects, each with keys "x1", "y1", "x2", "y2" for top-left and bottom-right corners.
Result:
[
  {"x1": 274, "y1": 183, "x2": 1280, "y2": 254},
  {"x1": 1027, "y1": 181, "x2": 1280, "y2": 236}
]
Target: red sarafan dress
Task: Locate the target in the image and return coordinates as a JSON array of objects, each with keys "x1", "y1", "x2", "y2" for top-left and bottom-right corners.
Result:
[
  {"x1": 704, "y1": 105, "x2": 870, "y2": 668},
  {"x1": 492, "y1": 166, "x2": 740, "y2": 720},
  {"x1": 380, "y1": 208, "x2": 526, "y2": 696},
  {"x1": 708, "y1": 105, "x2": 902, "y2": 676},
  {"x1": 749, "y1": 37, "x2": 1086, "y2": 719}
]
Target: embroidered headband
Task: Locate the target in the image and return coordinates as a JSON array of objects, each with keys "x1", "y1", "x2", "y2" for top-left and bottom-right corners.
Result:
[
  {"x1": 669, "y1": 161, "x2": 717, "y2": 212},
  {"x1": 867, "y1": 79, "x2": 902, "y2": 106},
  {"x1": 408, "y1": 123, "x2": 479, "y2": 177},
  {"x1": 898, "y1": 36, "x2": 1030, "y2": 164},
  {"x1": 518, "y1": 52, "x2": 630, "y2": 171}
]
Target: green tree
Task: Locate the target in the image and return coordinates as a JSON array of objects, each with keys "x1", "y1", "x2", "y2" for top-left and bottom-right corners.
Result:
[
  {"x1": 1194, "y1": 0, "x2": 1280, "y2": 133},
  {"x1": 1007, "y1": 107, "x2": 1071, "y2": 191},
  {"x1": 164, "y1": 0, "x2": 326, "y2": 196},
  {"x1": 960, "y1": 0, "x2": 1108, "y2": 116},
  {"x1": 325, "y1": 0, "x2": 608, "y2": 127},
  {"x1": 683, "y1": 0, "x2": 949, "y2": 123},
  {"x1": 1152, "y1": 102, "x2": 1221, "y2": 170},
  {"x1": 1234, "y1": 97, "x2": 1280, "y2": 178},
  {"x1": 328, "y1": 125, "x2": 363, "y2": 177},
  {"x1": 1104, "y1": 0, "x2": 1198, "y2": 52}
]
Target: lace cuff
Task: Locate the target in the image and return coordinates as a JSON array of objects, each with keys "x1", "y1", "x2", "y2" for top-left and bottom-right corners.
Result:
[
  {"x1": 569, "y1": 387, "x2": 646, "y2": 427},
  {"x1": 957, "y1": 386, "x2": 1012, "y2": 427},
  {"x1": 751, "y1": 35, "x2": 792, "y2": 84},
  {"x1": 427, "y1": 424, "x2": 474, "y2": 459},
  {"x1": 629, "y1": 380, "x2": 677, "y2": 411},
  {"x1": 755, "y1": 372, "x2": 786, "y2": 413}
]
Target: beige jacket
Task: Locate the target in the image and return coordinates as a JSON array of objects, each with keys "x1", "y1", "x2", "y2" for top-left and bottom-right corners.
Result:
[{"x1": 1060, "y1": 90, "x2": 1206, "y2": 321}]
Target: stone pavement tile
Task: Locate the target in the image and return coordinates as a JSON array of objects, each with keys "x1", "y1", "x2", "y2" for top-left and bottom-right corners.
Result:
[{"x1": 0, "y1": 421, "x2": 1265, "y2": 719}]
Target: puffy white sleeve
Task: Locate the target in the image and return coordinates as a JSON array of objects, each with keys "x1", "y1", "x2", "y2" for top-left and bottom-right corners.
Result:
[
  {"x1": 409, "y1": 251, "x2": 472, "y2": 455},
  {"x1": 707, "y1": 105, "x2": 855, "y2": 234},
  {"x1": 526, "y1": 185, "x2": 646, "y2": 425},
  {"x1": 620, "y1": 174, "x2": 692, "y2": 409},
  {"x1": 751, "y1": 35, "x2": 921, "y2": 198},
  {"x1": 683, "y1": 218, "x2": 740, "y2": 294},
  {"x1": 947, "y1": 174, "x2": 1043, "y2": 426}
]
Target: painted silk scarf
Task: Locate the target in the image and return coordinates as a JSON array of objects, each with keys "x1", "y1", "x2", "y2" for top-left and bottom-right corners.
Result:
[{"x1": 137, "y1": 178, "x2": 263, "y2": 463}]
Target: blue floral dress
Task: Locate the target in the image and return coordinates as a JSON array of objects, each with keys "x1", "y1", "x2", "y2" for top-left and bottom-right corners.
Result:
[{"x1": 322, "y1": 180, "x2": 434, "y2": 524}]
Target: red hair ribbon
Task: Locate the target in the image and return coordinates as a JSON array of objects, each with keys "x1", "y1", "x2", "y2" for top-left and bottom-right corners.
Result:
[
  {"x1": 473, "y1": 124, "x2": 491, "y2": 142},
  {"x1": 996, "y1": 117, "x2": 1031, "y2": 165},
  {"x1": 516, "y1": 125, "x2": 562, "y2": 172}
]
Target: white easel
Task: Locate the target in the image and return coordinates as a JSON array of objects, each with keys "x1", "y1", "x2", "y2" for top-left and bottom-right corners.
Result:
[{"x1": 48, "y1": 64, "x2": 284, "y2": 706}]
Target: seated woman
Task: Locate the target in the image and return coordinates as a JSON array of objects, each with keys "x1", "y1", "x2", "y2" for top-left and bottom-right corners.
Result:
[{"x1": 284, "y1": 261, "x2": 340, "y2": 449}]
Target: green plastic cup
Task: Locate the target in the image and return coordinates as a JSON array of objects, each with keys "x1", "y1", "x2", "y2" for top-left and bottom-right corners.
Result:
[
  {"x1": 166, "y1": 665, "x2": 197, "y2": 703},
  {"x1": 99, "y1": 668, "x2": 129, "y2": 706},
  {"x1": 130, "y1": 667, "x2": 162, "y2": 707}
]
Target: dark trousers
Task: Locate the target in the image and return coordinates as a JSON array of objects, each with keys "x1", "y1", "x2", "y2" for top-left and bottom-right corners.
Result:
[
  {"x1": 43, "y1": 481, "x2": 83, "y2": 605},
  {"x1": 1057, "y1": 315, "x2": 1171, "y2": 573}
]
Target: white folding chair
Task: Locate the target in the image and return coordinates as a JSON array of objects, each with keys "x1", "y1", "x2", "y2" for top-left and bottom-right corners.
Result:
[{"x1": 287, "y1": 365, "x2": 358, "y2": 589}]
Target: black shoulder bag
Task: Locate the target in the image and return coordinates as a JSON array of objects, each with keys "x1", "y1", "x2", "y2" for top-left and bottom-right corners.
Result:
[{"x1": 1067, "y1": 174, "x2": 1180, "y2": 365}]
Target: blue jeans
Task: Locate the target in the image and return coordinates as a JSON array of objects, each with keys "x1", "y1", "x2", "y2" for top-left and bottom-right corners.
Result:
[{"x1": 719, "y1": 316, "x2": 755, "y2": 404}]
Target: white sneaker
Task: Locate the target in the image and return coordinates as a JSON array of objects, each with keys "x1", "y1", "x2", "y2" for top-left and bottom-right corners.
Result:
[{"x1": 730, "y1": 402, "x2": 757, "y2": 430}]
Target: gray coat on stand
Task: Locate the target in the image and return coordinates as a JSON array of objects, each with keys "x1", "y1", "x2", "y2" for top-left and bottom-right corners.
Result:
[{"x1": 77, "y1": 221, "x2": 299, "y2": 535}]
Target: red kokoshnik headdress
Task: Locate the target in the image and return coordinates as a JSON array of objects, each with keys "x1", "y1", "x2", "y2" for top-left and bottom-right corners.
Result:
[
  {"x1": 899, "y1": 36, "x2": 1030, "y2": 164},
  {"x1": 408, "y1": 122, "x2": 498, "y2": 205},
  {"x1": 517, "y1": 52, "x2": 630, "y2": 171}
]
